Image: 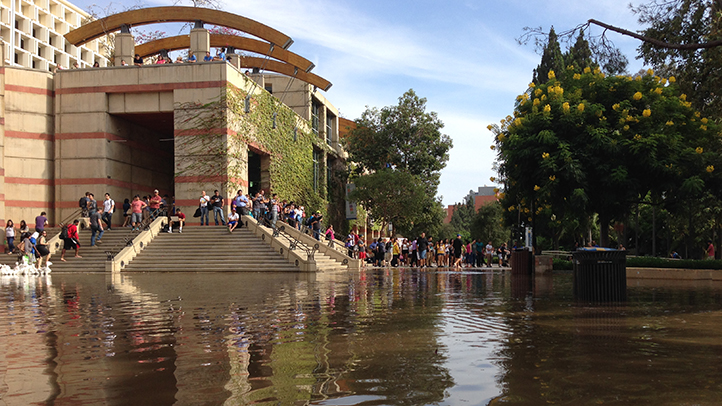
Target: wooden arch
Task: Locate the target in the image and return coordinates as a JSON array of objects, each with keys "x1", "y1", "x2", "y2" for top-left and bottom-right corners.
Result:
[
  {"x1": 239, "y1": 57, "x2": 332, "y2": 91},
  {"x1": 135, "y1": 34, "x2": 315, "y2": 72},
  {"x1": 64, "y1": 6, "x2": 293, "y2": 49}
]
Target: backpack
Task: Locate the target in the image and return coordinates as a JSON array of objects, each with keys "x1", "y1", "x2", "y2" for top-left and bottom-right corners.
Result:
[
  {"x1": 79, "y1": 197, "x2": 86, "y2": 208},
  {"x1": 60, "y1": 226, "x2": 69, "y2": 239}
]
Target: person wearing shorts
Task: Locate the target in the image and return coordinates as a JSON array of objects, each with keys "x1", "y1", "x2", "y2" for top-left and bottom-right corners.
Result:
[
  {"x1": 131, "y1": 195, "x2": 147, "y2": 230},
  {"x1": 228, "y1": 208, "x2": 239, "y2": 233}
]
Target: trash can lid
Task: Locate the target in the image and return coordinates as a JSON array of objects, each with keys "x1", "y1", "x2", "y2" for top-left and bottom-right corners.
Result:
[{"x1": 577, "y1": 247, "x2": 618, "y2": 251}]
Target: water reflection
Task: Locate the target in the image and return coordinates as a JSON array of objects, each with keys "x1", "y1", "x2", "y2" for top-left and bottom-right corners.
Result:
[{"x1": 2, "y1": 271, "x2": 722, "y2": 405}]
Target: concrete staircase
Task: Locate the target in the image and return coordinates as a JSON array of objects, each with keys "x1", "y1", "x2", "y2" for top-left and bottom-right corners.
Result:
[
  {"x1": 51, "y1": 227, "x2": 134, "y2": 272},
  {"x1": 122, "y1": 225, "x2": 300, "y2": 272}
]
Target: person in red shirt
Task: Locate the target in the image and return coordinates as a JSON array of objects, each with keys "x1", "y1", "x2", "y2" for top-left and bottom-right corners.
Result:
[
  {"x1": 60, "y1": 219, "x2": 81, "y2": 261},
  {"x1": 168, "y1": 208, "x2": 185, "y2": 233},
  {"x1": 149, "y1": 189, "x2": 162, "y2": 217}
]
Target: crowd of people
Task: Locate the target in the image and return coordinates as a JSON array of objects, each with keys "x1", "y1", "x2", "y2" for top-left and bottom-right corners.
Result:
[
  {"x1": 342, "y1": 232, "x2": 512, "y2": 269},
  {"x1": 4, "y1": 211, "x2": 54, "y2": 269}
]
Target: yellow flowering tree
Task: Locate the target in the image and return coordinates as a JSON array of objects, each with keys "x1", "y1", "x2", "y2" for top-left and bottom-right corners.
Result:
[{"x1": 490, "y1": 68, "x2": 722, "y2": 247}]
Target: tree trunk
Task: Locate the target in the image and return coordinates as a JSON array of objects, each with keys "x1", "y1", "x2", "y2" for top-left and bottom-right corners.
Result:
[{"x1": 599, "y1": 213, "x2": 610, "y2": 247}]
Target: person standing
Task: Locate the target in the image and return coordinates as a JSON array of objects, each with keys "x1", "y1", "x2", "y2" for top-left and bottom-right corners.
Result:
[
  {"x1": 87, "y1": 193, "x2": 98, "y2": 216},
  {"x1": 416, "y1": 232, "x2": 429, "y2": 268},
  {"x1": 453, "y1": 234, "x2": 463, "y2": 268},
  {"x1": 131, "y1": 195, "x2": 147, "y2": 231},
  {"x1": 485, "y1": 241, "x2": 494, "y2": 268},
  {"x1": 60, "y1": 219, "x2": 81, "y2": 261},
  {"x1": 5, "y1": 220, "x2": 15, "y2": 255},
  {"x1": 35, "y1": 211, "x2": 48, "y2": 233},
  {"x1": 149, "y1": 189, "x2": 162, "y2": 218},
  {"x1": 325, "y1": 225, "x2": 335, "y2": 242},
  {"x1": 199, "y1": 191, "x2": 211, "y2": 225},
  {"x1": 79, "y1": 192, "x2": 90, "y2": 217},
  {"x1": 121, "y1": 198, "x2": 131, "y2": 228},
  {"x1": 211, "y1": 190, "x2": 225, "y2": 225},
  {"x1": 90, "y1": 207, "x2": 104, "y2": 246},
  {"x1": 35, "y1": 230, "x2": 51, "y2": 269},
  {"x1": 102, "y1": 193, "x2": 115, "y2": 230},
  {"x1": 707, "y1": 240, "x2": 716, "y2": 260}
]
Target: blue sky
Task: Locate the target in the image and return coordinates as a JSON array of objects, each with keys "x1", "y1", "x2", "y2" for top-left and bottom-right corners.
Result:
[{"x1": 74, "y1": 0, "x2": 649, "y2": 205}]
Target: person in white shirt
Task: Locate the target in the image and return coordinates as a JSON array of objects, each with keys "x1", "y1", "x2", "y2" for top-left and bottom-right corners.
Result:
[
  {"x1": 199, "y1": 191, "x2": 211, "y2": 226},
  {"x1": 228, "y1": 208, "x2": 240, "y2": 233},
  {"x1": 102, "y1": 193, "x2": 115, "y2": 230}
]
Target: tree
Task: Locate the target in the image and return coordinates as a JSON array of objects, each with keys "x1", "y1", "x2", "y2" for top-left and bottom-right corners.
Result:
[
  {"x1": 345, "y1": 90, "x2": 453, "y2": 236},
  {"x1": 470, "y1": 201, "x2": 507, "y2": 247},
  {"x1": 532, "y1": 27, "x2": 566, "y2": 85},
  {"x1": 490, "y1": 66, "x2": 722, "y2": 247}
]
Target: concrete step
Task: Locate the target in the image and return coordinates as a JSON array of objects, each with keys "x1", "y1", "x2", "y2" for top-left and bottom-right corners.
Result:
[{"x1": 122, "y1": 226, "x2": 299, "y2": 272}]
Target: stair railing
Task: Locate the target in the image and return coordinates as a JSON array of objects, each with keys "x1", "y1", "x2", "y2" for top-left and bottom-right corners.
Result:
[
  {"x1": 104, "y1": 207, "x2": 168, "y2": 261},
  {"x1": 256, "y1": 216, "x2": 318, "y2": 261}
]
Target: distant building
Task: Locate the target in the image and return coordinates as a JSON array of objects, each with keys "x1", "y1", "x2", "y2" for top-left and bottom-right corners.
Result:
[
  {"x1": 443, "y1": 186, "x2": 498, "y2": 223},
  {"x1": 0, "y1": 0, "x2": 109, "y2": 70}
]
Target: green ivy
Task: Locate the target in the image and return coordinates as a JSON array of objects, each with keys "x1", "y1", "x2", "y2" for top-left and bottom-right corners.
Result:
[{"x1": 175, "y1": 80, "x2": 346, "y2": 220}]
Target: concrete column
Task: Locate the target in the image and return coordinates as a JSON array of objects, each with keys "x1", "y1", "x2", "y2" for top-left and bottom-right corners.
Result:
[
  {"x1": 227, "y1": 53, "x2": 241, "y2": 70},
  {"x1": 114, "y1": 33, "x2": 135, "y2": 66},
  {"x1": 190, "y1": 28, "x2": 210, "y2": 62}
]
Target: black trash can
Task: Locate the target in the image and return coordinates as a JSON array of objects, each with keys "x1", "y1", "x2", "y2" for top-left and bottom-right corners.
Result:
[
  {"x1": 510, "y1": 249, "x2": 533, "y2": 276},
  {"x1": 572, "y1": 249, "x2": 627, "y2": 302}
]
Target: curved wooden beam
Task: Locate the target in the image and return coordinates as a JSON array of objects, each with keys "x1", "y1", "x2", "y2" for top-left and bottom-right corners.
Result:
[
  {"x1": 134, "y1": 34, "x2": 315, "y2": 72},
  {"x1": 65, "y1": 6, "x2": 293, "y2": 49},
  {"x1": 240, "y1": 56, "x2": 332, "y2": 91}
]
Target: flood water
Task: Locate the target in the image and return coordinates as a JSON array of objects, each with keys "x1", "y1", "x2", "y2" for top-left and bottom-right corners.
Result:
[{"x1": 1, "y1": 270, "x2": 722, "y2": 406}]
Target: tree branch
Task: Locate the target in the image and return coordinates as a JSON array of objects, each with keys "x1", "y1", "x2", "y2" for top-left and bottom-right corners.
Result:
[{"x1": 589, "y1": 19, "x2": 722, "y2": 50}]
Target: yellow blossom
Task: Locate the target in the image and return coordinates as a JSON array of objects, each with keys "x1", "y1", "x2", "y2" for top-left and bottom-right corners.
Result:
[
  {"x1": 634, "y1": 134, "x2": 642, "y2": 141},
  {"x1": 701, "y1": 125, "x2": 708, "y2": 131},
  {"x1": 643, "y1": 109, "x2": 651, "y2": 117},
  {"x1": 562, "y1": 102, "x2": 570, "y2": 113},
  {"x1": 593, "y1": 67, "x2": 601, "y2": 74},
  {"x1": 707, "y1": 165, "x2": 715, "y2": 173},
  {"x1": 534, "y1": 185, "x2": 541, "y2": 191},
  {"x1": 487, "y1": 124, "x2": 493, "y2": 131},
  {"x1": 669, "y1": 76, "x2": 676, "y2": 83},
  {"x1": 513, "y1": 118, "x2": 522, "y2": 128},
  {"x1": 578, "y1": 103, "x2": 585, "y2": 112},
  {"x1": 635, "y1": 76, "x2": 642, "y2": 81},
  {"x1": 702, "y1": 117, "x2": 709, "y2": 124},
  {"x1": 490, "y1": 145, "x2": 496, "y2": 150},
  {"x1": 661, "y1": 78, "x2": 667, "y2": 85},
  {"x1": 541, "y1": 94, "x2": 547, "y2": 101},
  {"x1": 497, "y1": 133, "x2": 506, "y2": 142},
  {"x1": 624, "y1": 125, "x2": 630, "y2": 131},
  {"x1": 696, "y1": 147, "x2": 704, "y2": 154},
  {"x1": 535, "y1": 88, "x2": 543, "y2": 97},
  {"x1": 647, "y1": 68, "x2": 654, "y2": 76},
  {"x1": 533, "y1": 98, "x2": 540, "y2": 106},
  {"x1": 653, "y1": 87, "x2": 663, "y2": 95},
  {"x1": 490, "y1": 176, "x2": 496, "y2": 182},
  {"x1": 497, "y1": 193, "x2": 505, "y2": 199},
  {"x1": 543, "y1": 104, "x2": 551, "y2": 113},
  {"x1": 548, "y1": 70, "x2": 556, "y2": 79},
  {"x1": 549, "y1": 175, "x2": 556, "y2": 181},
  {"x1": 695, "y1": 111, "x2": 701, "y2": 118},
  {"x1": 680, "y1": 94, "x2": 687, "y2": 101},
  {"x1": 542, "y1": 152, "x2": 550, "y2": 159},
  {"x1": 583, "y1": 67, "x2": 591, "y2": 73},
  {"x1": 683, "y1": 101, "x2": 692, "y2": 108},
  {"x1": 573, "y1": 73, "x2": 581, "y2": 80},
  {"x1": 612, "y1": 103, "x2": 620, "y2": 111},
  {"x1": 493, "y1": 188, "x2": 500, "y2": 193},
  {"x1": 666, "y1": 121, "x2": 674, "y2": 126},
  {"x1": 508, "y1": 206, "x2": 516, "y2": 212},
  {"x1": 566, "y1": 65, "x2": 575, "y2": 70},
  {"x1": 633, "y1": 92, "x2": 643, "y2": 100},
  {"x1": 529, "y1": 82, "x2": 535, "y2": 88}
]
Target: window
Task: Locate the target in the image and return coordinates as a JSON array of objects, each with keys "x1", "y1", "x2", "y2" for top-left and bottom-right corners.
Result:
[
  {"x1": 311, "y1": 101, "x2": 320, "y2": 135},
  {"x1": 313, "y1": 149, "x2": 321, "y2": 192},
  {"x1": 326, "y1": 114, "x2": 334, "y2": 145},
  {"x1": 264, "y1": 84, "x2": 272, "y2": 94}
]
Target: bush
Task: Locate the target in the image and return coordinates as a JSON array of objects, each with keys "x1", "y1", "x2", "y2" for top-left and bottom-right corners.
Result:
[{"x1": 551, "y1": 255, "x2": 722, "y2": 270}]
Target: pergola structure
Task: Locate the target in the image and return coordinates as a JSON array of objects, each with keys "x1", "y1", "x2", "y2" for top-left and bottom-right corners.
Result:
[{"x1": 64, "y1": 6, "x2": 332, "y2": 90}]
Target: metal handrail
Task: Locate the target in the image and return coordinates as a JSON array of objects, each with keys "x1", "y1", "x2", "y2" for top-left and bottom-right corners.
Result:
[
  {"x1": 104, "y1": 208, "x2": 168, "y2": 260},
  {"x1": 299, "y1": 224, "x2": 347, "y2": 252},
  {"x1": 257, "y1": 216, "x2": 317, "y2": 260}
]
